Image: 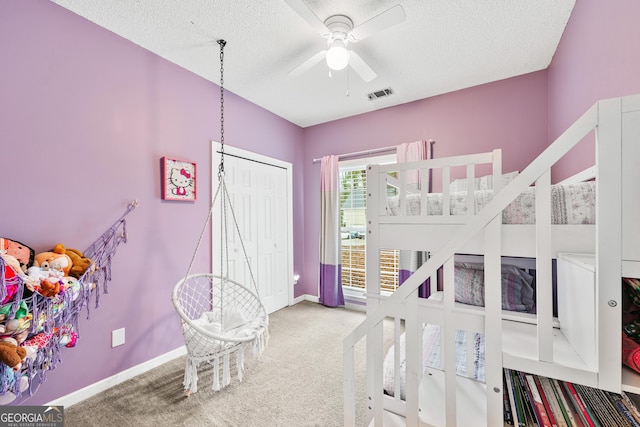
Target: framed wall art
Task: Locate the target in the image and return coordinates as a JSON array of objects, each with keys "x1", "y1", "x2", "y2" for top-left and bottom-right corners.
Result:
[{"x1": 161, "y1": 156, "x2": 197, "y2": 201}]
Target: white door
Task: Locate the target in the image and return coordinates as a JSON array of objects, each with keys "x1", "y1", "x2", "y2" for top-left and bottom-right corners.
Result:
[{"x1": 211, "y1": 143, "x2": 291, "y2": 314}]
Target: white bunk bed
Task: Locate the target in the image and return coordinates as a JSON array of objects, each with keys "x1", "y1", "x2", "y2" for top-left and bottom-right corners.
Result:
[{"x1": 343, "y1": 94, "x2": 640, "y2": 426}]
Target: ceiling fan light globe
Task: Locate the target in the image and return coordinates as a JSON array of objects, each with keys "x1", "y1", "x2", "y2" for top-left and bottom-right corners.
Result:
[{"x1": 326, "y1": 45, "x2": 348, "y2": 70}]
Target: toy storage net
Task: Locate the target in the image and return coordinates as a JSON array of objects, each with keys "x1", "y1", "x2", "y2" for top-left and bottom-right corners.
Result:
[{"x1": 0, "y1": 200, "x2": 136, "y2": 404}]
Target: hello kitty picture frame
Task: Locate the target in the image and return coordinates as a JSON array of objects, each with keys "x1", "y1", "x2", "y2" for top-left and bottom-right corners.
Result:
[{"x1": 161, "y1": 156, "x2": 197, "y2": 201}]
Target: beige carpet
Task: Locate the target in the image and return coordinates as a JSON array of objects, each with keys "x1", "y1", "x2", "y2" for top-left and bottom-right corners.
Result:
[{"x1": 65, "y1": 301, "x2": 388, "y2": 427}]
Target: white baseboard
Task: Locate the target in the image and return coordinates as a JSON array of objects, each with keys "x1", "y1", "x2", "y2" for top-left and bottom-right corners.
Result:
[
  {"x1": 46, "y1": 346, "x2": 187, "y2": 408},
  {"x1": 292, "y1": 294, "x2": 364, "y2": 312},
  {"x1": 293, "y1": 294, "x2": 319, "y2": 304}
]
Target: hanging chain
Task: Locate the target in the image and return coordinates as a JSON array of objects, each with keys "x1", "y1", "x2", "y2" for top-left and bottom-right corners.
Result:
[
  {"x1": 216, "y1": 40, "x2": 228, "y2": 324},
  {"x1": 218, "y1": 39, "x2": 226, "y2": 179}
]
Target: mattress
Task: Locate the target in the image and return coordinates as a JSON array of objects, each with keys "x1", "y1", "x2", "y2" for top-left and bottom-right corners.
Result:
[{"x1": 386, "y1": 181, "x2": 596, "y2": 225}]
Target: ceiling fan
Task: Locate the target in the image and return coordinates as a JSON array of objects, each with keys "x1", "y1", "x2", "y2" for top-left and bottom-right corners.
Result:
[{"x1": 285, "y1": 0, "x2": 406, "y2": 82}]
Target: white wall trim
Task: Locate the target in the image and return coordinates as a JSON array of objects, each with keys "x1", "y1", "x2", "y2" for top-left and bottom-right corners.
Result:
[
  {"x1": 46, "y1": 346, "x2": 187, "y2": 408},
  {"x1": 293, "y1": 294, "x2": 320, "y2": 305},
  {"x1": 291, "y1": 293, "x2": 365, "y2": 313},
  {"x1": 305, "y1": 294, "x2": 319, "y2": 303}
]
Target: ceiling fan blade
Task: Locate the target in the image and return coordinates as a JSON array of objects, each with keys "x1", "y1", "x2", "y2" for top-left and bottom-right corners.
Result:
[
  {"x1": 348, "y1": 51, "x2": 377, "y2": 82},
  {"x1": 349, "y1": 4, "x2": 406, "y2": 42},
  {"x1": 289, "y1": 50, "x2": 327, "y2": 77},
  {"x1": 284, "y1": 0, "x2": 329, "y2": 35}
]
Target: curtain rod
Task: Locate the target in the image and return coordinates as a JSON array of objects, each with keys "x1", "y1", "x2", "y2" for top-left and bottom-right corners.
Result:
[
  {"x1": 312, "y1": 140, "x2": 436, "y2": 164},
  {"x1": 312, "y1": 145, "x2": 397, "y2": 164}
]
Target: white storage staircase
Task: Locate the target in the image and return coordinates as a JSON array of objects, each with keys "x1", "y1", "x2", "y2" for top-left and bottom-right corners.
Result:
[{"x1": 343, "y1": 95, "x2": 640, "y2": 426}]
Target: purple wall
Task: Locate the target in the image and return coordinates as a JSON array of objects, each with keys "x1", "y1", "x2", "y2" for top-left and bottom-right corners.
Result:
[
  {"x1": 300, "y1": 72, "x2": 549, "y2": 297},
  {"x1": 547, "y1": 0, "x2": 640, "y2": 181},
  {"x1": 3, "y1": 0, "x2": 639, "y2": 407},
  {"x1": 1, "y1": 0, "x2": 303, "y2": 404}
]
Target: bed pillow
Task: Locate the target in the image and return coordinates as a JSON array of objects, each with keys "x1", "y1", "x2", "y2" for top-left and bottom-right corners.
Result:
[
  {"x1": 449, "y1": 171, "x2": 519, "y2": 192},
  {"x1": 454, "y1": 262, "x2": 535, "y2": 313}
]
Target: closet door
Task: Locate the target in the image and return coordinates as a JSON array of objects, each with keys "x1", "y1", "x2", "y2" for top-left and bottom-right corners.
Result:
[
  {"x1": 213, "y1": 154, "x2": 258, "y2": 291},
  {"x1": 253, "y1": 160, "x2": 288, "y2": 314},
  {"x1": 212, "y1": 144, "x2": 290, "y2": 314}
]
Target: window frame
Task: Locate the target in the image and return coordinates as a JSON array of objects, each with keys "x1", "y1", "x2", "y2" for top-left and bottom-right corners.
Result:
[{"x1": 339, "y1": 154, "x2": 398, "y2": 298}]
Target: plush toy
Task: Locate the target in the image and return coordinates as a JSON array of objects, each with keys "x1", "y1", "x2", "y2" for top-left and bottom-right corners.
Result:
[
  {"x1": 34, "y1": 247, "x2": 73, "y2": 276},
  {"x1": 0, "y1": 253, "x2": 22, "y2": 275},
  {"x1": 26, "y1": 265, "x2": 63, "y2": 282},
  {"x1": 52, "y1": 244, "x2": 92, "y2": 279},
  {"x1": 38, "y1": 278, "x2": 62, "y2": 298},
  {"x1": 55, "y1": 325, "x2": 78, "y2": 348},
  {"x1": 26, "y1": 265, "x2": 63, "y2": 298},
  {"x1": 0, "y1": 300, "x2": 29, "y2": 323},
  {"x1": 0, "y1": 341, "x2": 27, "y2": 372},
  {"x1": 1, "y1": 314, "x2": 33, "y2": 344},
  {"x1": 0, "y1": 238, "x2": 35, "y2": 273},
  {"x1": 19, "y1": 273, "x2": 39, "y2": 294},
  {"x1": 0, "y1": 254, "x2": 20, "y2": 304},
  {"x1": 61, "y1": 276, "x2": 81, "y2": 301},
  {"x1": 22, "y1": 331, "x2": 54, "y2": 350}
]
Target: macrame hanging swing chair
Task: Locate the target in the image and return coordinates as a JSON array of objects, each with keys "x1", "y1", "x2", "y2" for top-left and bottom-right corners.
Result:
[{"x1": 172, "y1": 40, "x2": 269, "y2": 396}]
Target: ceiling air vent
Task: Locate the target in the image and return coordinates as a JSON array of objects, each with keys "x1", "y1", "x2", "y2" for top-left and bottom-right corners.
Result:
[{"x1": 367, "y1": 87, "x2": 393, "y2": 101}]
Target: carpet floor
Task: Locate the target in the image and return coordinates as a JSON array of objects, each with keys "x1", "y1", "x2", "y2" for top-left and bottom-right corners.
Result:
[{"x1": 65, "y1": 301, "x2": 387, "y2": 427}]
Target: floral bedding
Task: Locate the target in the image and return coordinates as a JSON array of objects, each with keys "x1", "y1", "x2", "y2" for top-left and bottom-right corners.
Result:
[{"x1": 386, "y1": 181, "x2": 596, "y2": 225}]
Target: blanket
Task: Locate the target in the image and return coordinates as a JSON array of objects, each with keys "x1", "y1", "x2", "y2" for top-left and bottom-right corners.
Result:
[
  {"x1": 383, "y1": 322, "x2": 486, "y2": 400},
  {"x1": 387, "y1": 181, "x2": 595, "y2": 225}
]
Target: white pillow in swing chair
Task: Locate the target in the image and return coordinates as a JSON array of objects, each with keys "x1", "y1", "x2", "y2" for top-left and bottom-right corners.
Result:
[
  {"x1": 196, "y1": 308, "x2": 250, "y2": 335},
  {"x1": 194, "y1": 314, "x2": 223, "y2": 335},
  {"x1": 220, "y1": 307, "x2": 250, "y2": 330}
]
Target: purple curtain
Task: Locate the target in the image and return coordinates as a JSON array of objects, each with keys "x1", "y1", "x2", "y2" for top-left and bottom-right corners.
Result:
[
  {"x1": 397, "y1": 141, "x2": 432, "y2": 298},
  {"x1": 319, "y1": 155, "x2": 344, "y2": 307}
]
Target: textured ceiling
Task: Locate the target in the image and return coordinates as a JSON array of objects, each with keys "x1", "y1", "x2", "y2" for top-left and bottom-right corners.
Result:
[{"x1": 49, "y1": 0, "x2": 575, "y2": 128}]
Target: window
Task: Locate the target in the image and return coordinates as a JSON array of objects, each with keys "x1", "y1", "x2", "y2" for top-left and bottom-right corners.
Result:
[{"x1": 339, "y1": 156, "x2": 399, "y2": 293}]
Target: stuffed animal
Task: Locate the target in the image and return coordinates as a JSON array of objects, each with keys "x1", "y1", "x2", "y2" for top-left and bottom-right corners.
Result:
[
  {"x1": 0, "y1": 254, "x2": 21, "y2": 304},
  {"x1": 38, "y1": 278, "x2": 62, "y2": 298},
  {"x1": 26, "y1": 265, "x2": 63, "y2": 298},
  {"x1": 0, "y1": 300, "x2": 29, "y2": 323},
  {"x1": 26, "y1": 265, "x2": 63, "y2": 282},
  {"x1": 55, "y1": 325, "x2": 78, "y2": 348},
  {"x1": 0, "y1": 341, "x2": 27, "y2": 372},
  {"x1": 52, "y1": 244, "x2": 92, "y2": 279},
  {"x1": 34, "y1": 247, "x2": 73, "y2": 276},
  {"x1": 1, "y1": 314, "x2": 33, "y2": 344},
  {"x1": 0, "y1": 253, "x2": 22, "y2": 275},
  {"x1": 22, "y1": 331, "x2": 54, "y2": 350},
  {"x1": 0, "y1": 238, "x2": 35, "y2": 273},
  {"x1": 61, "y1": 276, "x2": 81, "y2": 301}
]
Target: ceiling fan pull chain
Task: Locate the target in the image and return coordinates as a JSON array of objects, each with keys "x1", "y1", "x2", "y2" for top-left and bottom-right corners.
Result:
[{"x1": 346, "y1": 66, "x2": 350, "y2": 97}]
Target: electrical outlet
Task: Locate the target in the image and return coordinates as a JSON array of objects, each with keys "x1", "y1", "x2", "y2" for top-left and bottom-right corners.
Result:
[{"x1": 111, "y1": 328, "x2": 125, "y2": 347}]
